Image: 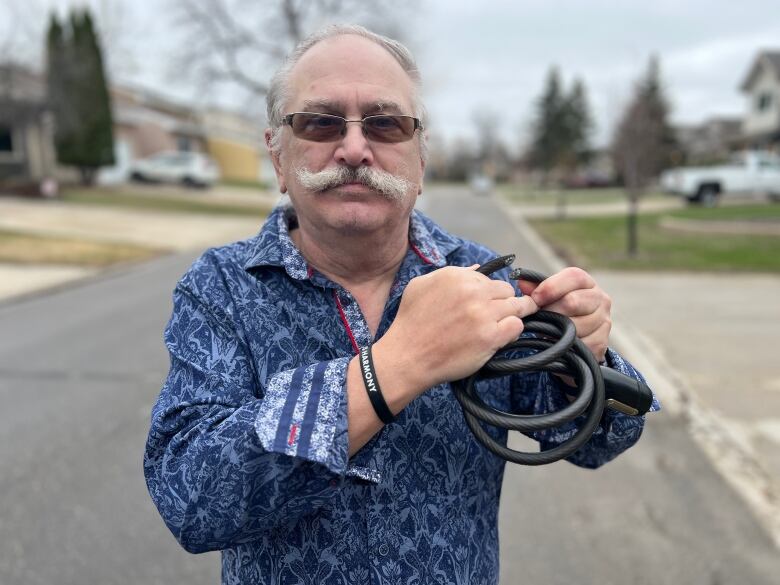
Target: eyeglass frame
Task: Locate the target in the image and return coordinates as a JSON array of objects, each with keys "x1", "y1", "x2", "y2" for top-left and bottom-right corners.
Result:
[{"x1": 281, "y1": 112, "x2": 424, "y2": 143}]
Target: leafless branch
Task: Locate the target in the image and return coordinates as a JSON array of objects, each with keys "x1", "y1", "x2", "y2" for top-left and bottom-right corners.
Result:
[{"x1": 168, "y1": 0, "x2": 416, "y2": 99}]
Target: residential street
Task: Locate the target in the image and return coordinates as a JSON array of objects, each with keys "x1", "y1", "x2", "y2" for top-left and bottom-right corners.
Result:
[{"x1": 1, "y1": 186, "x2": 778, "y2": 584}]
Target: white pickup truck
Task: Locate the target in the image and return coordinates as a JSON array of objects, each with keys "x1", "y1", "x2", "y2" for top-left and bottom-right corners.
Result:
[{"x1": 659, "y1": 151, "x2": 780, "y2": 205}]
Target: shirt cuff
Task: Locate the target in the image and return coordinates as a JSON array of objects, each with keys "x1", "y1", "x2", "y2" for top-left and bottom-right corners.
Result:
[{"x1": 254, "y1": 357, "x2": 351, "y2": 476}]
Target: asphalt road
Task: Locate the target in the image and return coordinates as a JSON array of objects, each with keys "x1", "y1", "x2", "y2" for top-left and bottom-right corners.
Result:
[{"x1": 0, "y1": 186, "x2": 778, "y2": 584}]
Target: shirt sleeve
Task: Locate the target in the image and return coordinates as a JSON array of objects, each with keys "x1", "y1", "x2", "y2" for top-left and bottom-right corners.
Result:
[
  {"x1": 510, "y1": 348, "x2": 659, "y2": 469},
  {"x1": 143, "y1": 285, "x2": 351, "y2": 554}
]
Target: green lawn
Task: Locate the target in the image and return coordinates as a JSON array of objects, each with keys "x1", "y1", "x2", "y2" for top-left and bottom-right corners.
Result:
[
  {"x1": 530, "y1": 204, "x2": 780, "y2": 272},
  {"x1": 0, "y1": 229, "x2": 163, "y2": 267},
  {"x1": 220, "y1": 178, "x2": 271, "y2": 191},
  {"x1": 61, "y1": 189, "x2": 273, "y2": 217}
]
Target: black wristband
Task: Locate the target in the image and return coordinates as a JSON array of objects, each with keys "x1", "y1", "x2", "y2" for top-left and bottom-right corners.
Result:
[{"x1": 358, "y1": 345, "x2": 395, "y2": 424}]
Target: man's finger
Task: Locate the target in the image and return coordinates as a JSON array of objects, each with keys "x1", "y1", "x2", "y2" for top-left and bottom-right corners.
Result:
[
  {"x1": 568, "y1": 310, "x2": 606, "y2": 339},
  {"x1": 530, "y1": 267, "x2": 594, "y2": 307},
  {"x1": 495, "y1": 315, "x2": 524, "y2": 346},
  {"x1": 485, "y1": 278, "x2": 518, "y2": 300},
  {"x1": 578, "y1": 320, "x2": 612, "y2": 362},
  {"x1": 490, "y1": 295, "x2": 538, "y2": 321},
  {"x1": 543, "y1": 289, "x2": 603, "y2": 317}
]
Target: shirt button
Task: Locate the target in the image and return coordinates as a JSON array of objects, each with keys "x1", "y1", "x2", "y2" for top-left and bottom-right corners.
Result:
[{"x1": 378, "y1": 543, "x2": 389, "y2": 556}]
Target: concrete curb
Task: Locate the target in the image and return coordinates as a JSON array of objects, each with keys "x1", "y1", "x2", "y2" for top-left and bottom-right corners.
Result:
[{"x1": 496, "y1": 195, "x2": 780, "y2": 549}]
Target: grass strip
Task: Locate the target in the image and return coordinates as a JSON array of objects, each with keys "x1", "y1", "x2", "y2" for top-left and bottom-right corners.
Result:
[
  {"x1": 219, "y1": 179, "x2": 271, "y2": 191},
  {"x1": 61, "y1": 189, "x2": 273, "y2": 217},
  {"x1": 0, "y1": 230, "x2": 164, "y2": 267}
]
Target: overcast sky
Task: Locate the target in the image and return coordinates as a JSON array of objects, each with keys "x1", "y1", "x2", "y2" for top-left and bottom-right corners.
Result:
[{"x1": 5, "y1": 0, "x2": 780, "y2": 151}]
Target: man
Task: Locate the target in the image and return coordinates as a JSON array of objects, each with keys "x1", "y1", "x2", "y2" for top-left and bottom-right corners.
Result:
[{"x1": 144, "y1": 25, "x2": 658, "y2": 584}]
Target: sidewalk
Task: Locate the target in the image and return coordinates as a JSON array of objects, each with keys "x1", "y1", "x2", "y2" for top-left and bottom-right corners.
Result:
[
  {"x1": 504, "y1": 202, "x2": 780, "y2": 548},
  {"x1": 0, "y1": 264, "x2": 97, "y2": 301},
  {"x1": 510, "y1": 196, "x2": 684, "y2": 218},
  {"x1": 0, "y1": 192, "x2": 272, "y2": 304}
]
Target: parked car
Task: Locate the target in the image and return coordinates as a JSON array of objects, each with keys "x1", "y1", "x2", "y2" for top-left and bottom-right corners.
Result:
[
  {"x1": 130, "y1": 151, "x2": 220, "y2": 188},
  {"x1": 659, "y1": 151, "x2": 780, "y2": 206},
  {"x1": 469, "y1": 174, "x2": 495, "y2": 196}
]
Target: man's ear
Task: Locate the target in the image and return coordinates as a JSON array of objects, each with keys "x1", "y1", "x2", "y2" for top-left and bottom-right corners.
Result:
[{"x1": 264, "y1": 128, "x2": 287, "y2": 194}]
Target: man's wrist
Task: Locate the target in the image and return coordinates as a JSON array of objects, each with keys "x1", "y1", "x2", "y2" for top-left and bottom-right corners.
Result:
[
  {"x1": 370, "y1": 335, "x2": 429, "y2": 408},
  {"x1": 358, "y1": 345, "x2": 395, "y2": 424}
]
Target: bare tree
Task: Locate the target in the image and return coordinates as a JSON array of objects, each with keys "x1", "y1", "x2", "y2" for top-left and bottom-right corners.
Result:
[
  {"x1": 472, "y1": 108, "x2": 505, "y2": 178},
  {"x1": 612, "y1": 56, "x2": 675, "y2": 257},
  {"x1": 1, "y1": 0, "x2": 47, "y2": 68},
  {"x1": 169, "y1": 0, "x2": 416, "y2": 105},
  {"x1": 91, "y1": 0, "x2": 140, "y2": 81}
]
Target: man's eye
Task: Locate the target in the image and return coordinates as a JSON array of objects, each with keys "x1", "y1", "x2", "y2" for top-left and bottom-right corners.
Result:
[{"x1": 370, "y1": 116, "x2": 399, "y2": 129}]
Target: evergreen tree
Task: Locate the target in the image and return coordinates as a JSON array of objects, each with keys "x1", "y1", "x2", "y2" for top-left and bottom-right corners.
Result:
[
  {"x1": 564, "y1": 78, "x2": 593, "y2": 167},
  {"x1": 46, "y1": 15, "x2": 70, "y2": 158},
  {"x1": 528, "y1": 67, "x2": 566, "y2": 182},
  {"x1": 527, "y1": 68, "x2": 595, "y2": 219},
  {"x1": 528, "y1": 68, "x2": 594, "y2": 182},
  {"x1": 46, "y1": 9, "x2": 114, "y2": 185}
]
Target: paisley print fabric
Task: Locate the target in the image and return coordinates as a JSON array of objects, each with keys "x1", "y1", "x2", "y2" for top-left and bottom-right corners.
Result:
[{"x1": 144, "y1": 204, "x2": 659, "y2": 584}]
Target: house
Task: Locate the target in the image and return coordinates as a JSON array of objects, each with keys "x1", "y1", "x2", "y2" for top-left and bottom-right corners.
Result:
[
  {"x1": 0, "y1": 65, "x2": 265, "y2": 188},
  {"x1": 101, "y1": 85, "x2": 264, "y2": 185},
  {"x1": 0, "y1": 64, "x2": 59, "y2": 188},
  {"x1": 740, "y1": 50, "x2": 780, "y2": 149},
  {"x1": 201, "y1": 107, "x2": 264, "y2": 183},
  {"x1": 673, "y1": 117, "x2": 743, "y2": 164},
  {"x1": 100, "y1": 84, "x2": 211, "y2": 184}
]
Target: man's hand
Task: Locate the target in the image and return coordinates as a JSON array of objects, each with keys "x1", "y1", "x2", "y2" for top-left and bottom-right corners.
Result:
[
  {"x1": 377, "y1": 265, "x2": 537, "y2": 394},
  {"x1": 517, "y1": 266, "x2": 612, "y2": 362}
]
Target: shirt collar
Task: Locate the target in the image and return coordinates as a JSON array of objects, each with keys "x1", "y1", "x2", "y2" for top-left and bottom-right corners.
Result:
[{"x1": 243, "y1": 204, "x2": 462, "y2": 279}]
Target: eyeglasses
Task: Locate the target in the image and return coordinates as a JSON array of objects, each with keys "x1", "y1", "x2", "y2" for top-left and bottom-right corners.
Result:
[{"x1": 282, "y1": 112, "x2": 423, "y2": 143}]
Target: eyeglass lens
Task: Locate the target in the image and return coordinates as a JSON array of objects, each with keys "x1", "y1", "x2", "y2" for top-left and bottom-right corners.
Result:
[{"x1": 289, "y1": 113, "x2": 416, "y2": 143}]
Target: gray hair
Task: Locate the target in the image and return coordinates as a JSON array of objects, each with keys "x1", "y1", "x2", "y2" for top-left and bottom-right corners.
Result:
[{"x1": 266, "y1": 24, "x2": 427, "y2": 161}]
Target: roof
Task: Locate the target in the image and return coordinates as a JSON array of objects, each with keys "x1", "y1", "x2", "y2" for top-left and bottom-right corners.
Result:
[
  {"x1": 740, "y1": 51, "x2": 780, "y2": 92},
  {"x1": 0, "y1": 63, "x2": 46, "y2": 103}
]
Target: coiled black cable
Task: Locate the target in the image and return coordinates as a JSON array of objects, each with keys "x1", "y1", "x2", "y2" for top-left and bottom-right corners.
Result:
[{"x1": 450, "y1": 254, "x2": 652, "y2": 466}]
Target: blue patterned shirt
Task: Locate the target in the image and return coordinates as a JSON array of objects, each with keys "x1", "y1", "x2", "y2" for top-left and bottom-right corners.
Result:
[{"x1": 144, "y1": 205, "x2": 658, "y2": 584}]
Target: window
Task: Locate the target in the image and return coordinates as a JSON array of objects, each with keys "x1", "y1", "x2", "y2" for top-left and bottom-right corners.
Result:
[
  {"x1": 758, "y1": 156, "x2": 780, "y2": 170},
  {"x1": 177, "y1": 136, "x2": 192, "y2": 152},
  {"x1": 0, "y1": 125, "x2": 13, "y2": 153},
  {"x1": 756, "y1": 92, "x2": 773, "y2": 112},
  {"x1": 729, "y1": 153, "x2": 747, "y2": 167}
]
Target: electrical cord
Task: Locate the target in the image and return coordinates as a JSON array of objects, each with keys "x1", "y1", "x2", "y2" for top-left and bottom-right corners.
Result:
[{"x1": 450, "y1": 254, "x2": 653, "y2": 466}]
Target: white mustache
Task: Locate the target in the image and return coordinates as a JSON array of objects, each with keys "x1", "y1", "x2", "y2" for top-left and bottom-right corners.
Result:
[{"x1": 294, "y1": 165, "x2": 412, "y2": 201}]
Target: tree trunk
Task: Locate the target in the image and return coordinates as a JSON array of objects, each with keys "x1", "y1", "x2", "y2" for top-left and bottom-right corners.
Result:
[
  {"x1": 556, "y1": 188, "x2": 567, "y2": 221},
  {"x1": 627, "y1": 190, "x2": 639, "y2": 257},
  {"x1": 79, "y1": 167, "x2": 96, "y2": 186}
]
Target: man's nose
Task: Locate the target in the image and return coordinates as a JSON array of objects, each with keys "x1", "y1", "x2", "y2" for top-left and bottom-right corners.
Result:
[{"x1": 334, "y1": 121, "x2": 374, "y2": 167}]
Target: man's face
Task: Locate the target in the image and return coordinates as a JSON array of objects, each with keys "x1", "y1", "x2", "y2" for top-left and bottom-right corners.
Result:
[{"x1": 267, "y1": 35, "x2": 425, "y2": 236}]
